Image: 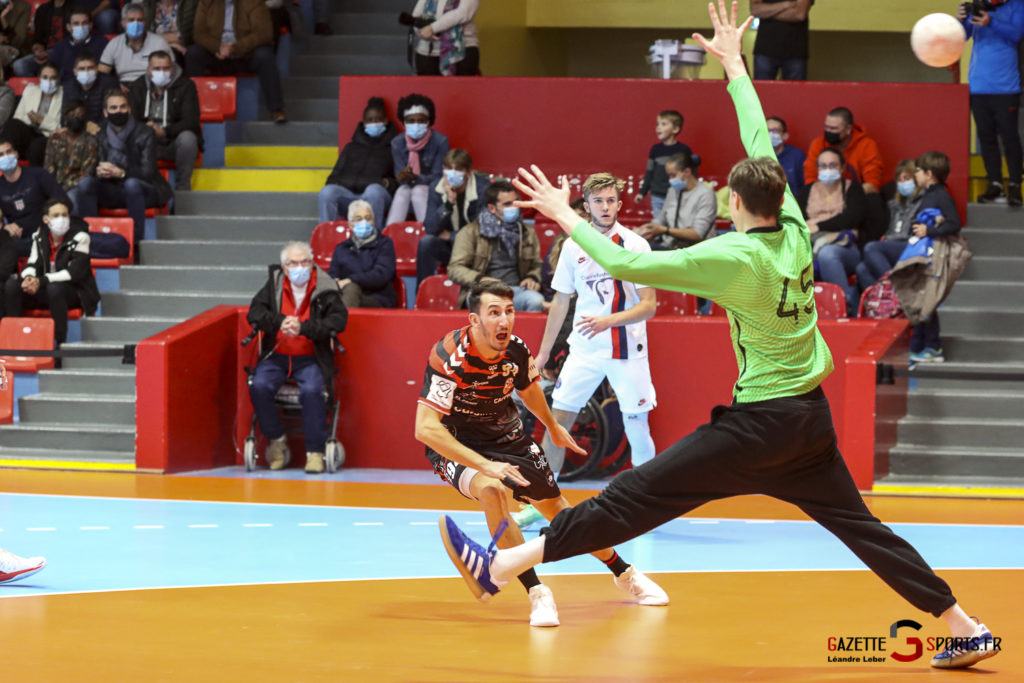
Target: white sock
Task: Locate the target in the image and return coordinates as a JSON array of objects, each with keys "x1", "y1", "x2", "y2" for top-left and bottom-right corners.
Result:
[
  {"x1": 941, "y1": 603, "x2": 979, "y2": 638},
  {"x1": 623, "y1": 412, "x2": 655, "y2": 466},
  {"x1": 491, "y1": 536, "x2": 546, "y2": 584}
]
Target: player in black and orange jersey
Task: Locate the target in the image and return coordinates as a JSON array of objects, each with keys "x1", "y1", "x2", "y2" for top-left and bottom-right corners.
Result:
[{"x1": 415, "y1": 279, "x2": 668, "y2": 628}]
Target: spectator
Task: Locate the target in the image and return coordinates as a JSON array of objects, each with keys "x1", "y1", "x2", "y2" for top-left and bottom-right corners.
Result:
[
  {"x1": 751, "y1": 0, "x2": 813, "y2": 80},
  {"x1": 385, "y1": 93, "x2": 448, "y2": 226},
  {"x1": 74, "y1": 89, "x2": 172, "y2": 242},
  {"x1": 186, "y1": 0, "x2": 287, "y2": 124},
  {"x1": 318, "y1": 96, "x2": 396, "y2": 226},
  {"x1": 1, "y1": 197, "x2": 100, "y2": 345},
  {"x1": 958, "y1": 0, "x2": 1024, "y2": 206},
  {"x1": 634, "y1": 150, "x2": 716, "y2": 250},
  {"x1": 142, "y1": 0, "x2": 190, "y2": 61},
  {"x1": 797, "y1": 147, "x2": 867, "y2": 316},
  {"x1": 78, "y1": 0, "x2": 122, "y2": 37},
  {"x1": 44, "y1": 98, "x2": 99, "y2": 211},
  {"x1": 803, "y1": 106, "x2": 883, "y2": 195},
  {"x1": 4, "y1": 64, "x2": 63, "y2": 166},
  {"x1": 11, "y1": 0, "x2": 73, "y2": 78},
  {"x1": 0, "y1": 0, "x2": 31, "y2": 65},
  {"x1": 64, "y1": 52, "x2": 119, "y2": 131},
  {"x1": 128, "y1": 50, "x2": 200, "y2": 191},
  {"x1": 327, "y1": 199, "x2": 397, "y2": 309},
  {"x1": 447, "y1": 179, "x2": 544, "y2": 312},
  {"x1": 42, "y1": 9, "x2": 110, "y2": 81},
  {"x1": 0, "y1": 68, "x2": 12, "y2": 133},
  {"x1": 247, "y1": 240, "x2": 347, "y2": 474},
  {"x1": 635, "y1": 109, "x2": 691, "y2": 218},
  {"x1": 540, "y1": 197, "x2": 587, "y2": 303},
  {"x1": 264, "y1": 0, "x2": 289, "y2": 51},
  {"x1": 767, "y1": 115, "x2": 805, "y2": 194},
  {"x1": 411, "y1": 0, "x2": 480, "y2": 76},
  {"x1": 99, "y1": 4, "x2": 172, "y2": 86},
  {"x1": 417, "y1": 147, "x2": 489, "y2": 283},
  {"x1": 855, "y1": 159, "x2": 920, "y2": 293},
  {"x1": 0, "y1": 137, "x2": 67, "y2": 260}
]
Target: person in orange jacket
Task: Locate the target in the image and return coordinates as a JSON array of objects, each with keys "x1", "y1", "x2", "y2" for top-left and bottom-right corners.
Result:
[{"x1": 803, "y1": 106, "x2": 884, "y2": 195}]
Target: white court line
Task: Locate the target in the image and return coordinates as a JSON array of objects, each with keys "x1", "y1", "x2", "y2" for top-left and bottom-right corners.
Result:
[
  {"x1": 243, "y1": 523, "x2": 272, "y2": 528},
  {"x1": 353, "y1": 522, "x2": 383, "y2": 526},
  {"x1": 134, "y1": 525, "x2": 163, "y2": 529},
  {"x1": 80, "y1": 526, "x2": 109, "y2": 530},
  {"x1": 744, "y1": 520, "x2": 775, "y2": 524},
  {"x1": 466, "y1": 521, "x2": 487, "y2": 526},
  {"x1": 188, "y1": 524, "x2": 218, "y2": 528},
  {"x1": 409, "y1": 522, "x2": 434, "y2": 526},
  {"x1": 298, "y1": 523, "x2": 327, "y2": 527},
  {"x1": 26, "y1": 527, "x2": 56, "y2": 531},
  {"x1": 689, "y1": 520, "x2": 719, "y2": 524}
]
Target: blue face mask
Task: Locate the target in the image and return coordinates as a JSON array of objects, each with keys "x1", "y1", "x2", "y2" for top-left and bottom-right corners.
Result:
[
  {"x1": 363, "y1": 122, "x2": 386, "y2": 138},
  {"x1": 769, "y1": 131, "x2": 783, "y2": 148},
  {"x1": 287, "y1": 265, "x2": 311, "y2": 286},
  {"x1": 897, "y1": 180, "x2": 917, "y2": 198},
  {"x1": 352, "y1": 220, "x2": 374, "y2": 239},
  {"x1": 0, "y1": 153, "x2": 18, "y2": 173},
  {"x1": 71, "y1": 25, "x2": 90, "y2": 41},
  {"x1": 125, "y1": 21, "x2": 145, "y2": 39},
  {"x1": 502, "y1": 206, "x2": 521, "y2": 223},
  {"x1": 818, "y1": 168, "x2": 841, "y2": 185},
  {"x1": 444, "y1": 169, "x2": 465, "y2": 187},
  {"x1": 405, "y1": 122, "x2": 428, "y2": 140},
  {"x1": 668, "y1": 177, "x2": 685, "y2": 191}
]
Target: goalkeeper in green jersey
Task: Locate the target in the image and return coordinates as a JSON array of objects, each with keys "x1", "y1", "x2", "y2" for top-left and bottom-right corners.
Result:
[{"x1": 437, "y1": 2, "x2": 998, "y2": 670}]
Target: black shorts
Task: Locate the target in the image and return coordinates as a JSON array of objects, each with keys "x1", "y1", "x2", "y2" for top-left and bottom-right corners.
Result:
[{"x1": 427, "y1": 438, "x2": 561, "y2": 504}]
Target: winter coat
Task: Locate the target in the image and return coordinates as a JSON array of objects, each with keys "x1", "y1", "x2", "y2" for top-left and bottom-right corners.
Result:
[
  {"x1": 423, "y1": 171, "x2": 489, "y2": 237},
  {"x1": 20, "y1": 217, "x2": 101, "y2": 315},
  {"x1": 390, "y1": 129, "x2": 449, "y2": 186},
  {"x1": 327, "y1": 234, "x2": 398, "y2": 308},
  {"x1": 803, "y1": 123, "x2": 884, "y2": 190},
  {"x1": 194, "y1": 0, "x2": 273, "y2": 57},
  {"x1": 324, "y1": 121, "x2": 397, "y2": 195},
  {"x1": 447, "y1": 218, "x2": 542, "y2": 306},
  {"x1": 128, "y1": 63, "x2": 204, "y2": 149},
  {"x1": 890, "y1": 235, "x2": 973, "y2": 325},
  {"x1": 94, "y1": 119, "x2": 174, "y2": 206}
]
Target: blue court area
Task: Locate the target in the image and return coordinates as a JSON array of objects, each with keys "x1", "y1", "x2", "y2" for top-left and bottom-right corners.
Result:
[{"x1": 2, "y1": 492, "x2": 1022, "y2": 598}]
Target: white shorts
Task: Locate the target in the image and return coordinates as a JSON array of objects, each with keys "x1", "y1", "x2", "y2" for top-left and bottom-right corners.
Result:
[{"x1": 551, "y1": 351, "x2": 656, "y2": 415}]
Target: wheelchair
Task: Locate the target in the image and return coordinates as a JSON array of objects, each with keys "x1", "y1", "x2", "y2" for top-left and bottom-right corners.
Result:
[{"x1": 240, "y1": 328, "x2": 345, "y2": 473}]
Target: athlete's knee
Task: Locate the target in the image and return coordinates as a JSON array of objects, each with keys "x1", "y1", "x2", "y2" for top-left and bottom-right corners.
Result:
[{"x1": 473, "y1": 478, "x2": 507, "y2": 508}]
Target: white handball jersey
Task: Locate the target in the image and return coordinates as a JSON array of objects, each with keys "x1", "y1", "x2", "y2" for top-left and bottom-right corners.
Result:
[{"x1": 551, "y1": 222, "x2": 651, "y2": 360}]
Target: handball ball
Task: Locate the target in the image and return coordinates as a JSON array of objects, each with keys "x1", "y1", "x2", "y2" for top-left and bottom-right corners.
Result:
[{"x1": 911, "y1": 13, "x2": 966, "y2": 68}]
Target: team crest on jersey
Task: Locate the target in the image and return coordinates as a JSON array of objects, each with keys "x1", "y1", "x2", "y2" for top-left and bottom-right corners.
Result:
[{"x1": 584, "y1": 275, "x2": 616, "y2": 305}]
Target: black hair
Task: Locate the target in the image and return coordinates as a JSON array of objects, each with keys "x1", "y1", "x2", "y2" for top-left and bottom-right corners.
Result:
[
  {"x1": 43, "y1": 197, "x2": 72, "y2": 215},
  {"x1": 766, "y1": 115, "x2": 787, "y2": 133},
  {"x1": 397, "y1": 93, "x2": 436, "y2": 126},
  {"x1": 484, "y1": 179, "x2": 516, "y2": 207},
  {"x1": 74, "y1": 51, "x2": 98, "y2": 66},
  {"x1": 363, "y1": 96, "x2": 386, "y2": 118},
  {"x1": 148, "y1": 50, "x2": 173, "y2": 63},
  {"x1": 468, "y1": 279, "x2": 515, "y2": 314},
  {"x1": 828, "y1": 107, "x2": 854, "y2": 127}
]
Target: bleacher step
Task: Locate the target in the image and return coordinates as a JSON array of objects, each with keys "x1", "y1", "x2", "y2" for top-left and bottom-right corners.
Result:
[
  {"x1": 140, "y1": 240, "x2": 288, "y2": 266},
  {"x1": 938, "y1": 335, "x2": 1024, "y2": 361},
  {"x1": 81, "y1": 317, "x2": 180, "y2": 343},
  {"x1": 60, "y1": 342, "x2": 136, "y2": 370},
  {"x1": 100, "y1": 291, "x2": 252, "y2": 318},
  {"x1": 228, "y1": 120, "x2": 338, "y2": 146},
  {"x1": 338, "y1": 0, "x2": 411, "y2": 13},
  {"x1": 0, "y1": 423, "x2": 135, "y2": 451},
  {"x1": 119, "y1": 265, "x2": 267, "y2": 292},
  {"x1": 0, "y1": 446, "x2": 136, "y2": 469},
  {"x1": 156, "y1": 216, "x2": 316, "y2": 241},
  {"x1": 938, "y1": 307, "x2": 1024, "y2": 336},
  {"x1": 174, "y1": 191, "x2": 319, "y2": 217},
  {"x1": 38, "y1": 368, "x2": 135, "y2": 395},
  {"x1": 906, "y1": 388, "x2": 1024, "y2": 421},
  {"x1": 960, "y1": 227, "x2": 1024, "y2": 252},
  {"x1": 874, "y1": 473, "x2": 1024, "y2": 491},
  {"x1": 960, "y1": 256, "x2": 1024, "y2": 281},
  {"x1": 224, "y1": 146, "x2": 337, "y2": 168},
  {"x1": 965, "y1": 202, "x2": 1024, "y2": 228},
  {"x1": 282, "y1": 77, "x2": 339, "y2": 99},
  {"x1": 303, "y1": 34, "x2": 407, "y2": 57},
  {"x1": 897, "y1": 416, "x2": 1024, "y2": 450},
  {"x1": 289, "y1": 54, "x2": 409, "y2": 77},
  {"x1": 943, "y1": 281, "x2": 1024, "y2": 309},
  {"x1": 192, "y1": 168, "x2": 326, "y2": 193},
  {"x1": 329, "y1": 12, "x2": 408, "y2": 35},
  {"x1": 19, "y1": 394, "x2": 135, "y2": 426},
  {"x1": 888, "y1": 444, "x2": 1024, "y2": 478},
  {"x1": 260, "y1": 98, "x2": 340, "y2": 122}
]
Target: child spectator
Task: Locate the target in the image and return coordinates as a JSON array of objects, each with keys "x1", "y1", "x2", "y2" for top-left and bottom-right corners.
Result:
[
  {"x1": 385, "y1": 93, "x2": 449, "y2": 226},
  {"x1": 634, "y1": 109, "x2": 691, "y2": 218},
  {"x1": 855, "y1": 159, "x2": 920, "y2": 292}
]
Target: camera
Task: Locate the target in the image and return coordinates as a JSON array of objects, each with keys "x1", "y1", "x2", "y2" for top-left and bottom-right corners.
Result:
[
  {"x1": 398, "y1": 12, "x2": 433, "y2": 29},
  {"x1": 961, "y1": 0, "x2": 1004, "y2": 17}
]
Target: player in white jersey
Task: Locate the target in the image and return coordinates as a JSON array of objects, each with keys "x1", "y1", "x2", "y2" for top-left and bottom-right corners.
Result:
[{"x1": 534, "y1": 173, "x2": 658, "y2": 477}]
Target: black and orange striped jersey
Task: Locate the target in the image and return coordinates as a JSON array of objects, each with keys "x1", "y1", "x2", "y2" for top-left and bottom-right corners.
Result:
[{"x1": 419, "y1": 325, "x2": 539, "y2": 452}]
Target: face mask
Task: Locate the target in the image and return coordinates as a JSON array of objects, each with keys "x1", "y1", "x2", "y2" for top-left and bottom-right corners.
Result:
[
  {"x1": 49, "y1": 216, "x2": 70, "y2": 237},
  {"x1": 897, "y1": 180, "x2": 917, "y2": 198},
  {"x1": 824, "y1": 130, "x2": 843, "y2": 146},
  {"x1": 502, "y1": 206, "x2": 521, "y2": 223},
  {"x1": 668, "y1": 177, "x2": 685, "y2": 191},
  {"x1": 0, "y1": 154, "x2": 18, "y2": 173},
  {"x1": 287, "y1": 265, "x2": 311, "y2": 286},
  {"x1": 40, "y1": 78, "x2": 58, "y2": 95},
  {"x1": 405, "y1": 122, "x2": 428, "y2": 140},
  {"x1": 444, "y1": 169, "x2": 465, "y2": 187},
  {"x1": 125, "y1": 21, "x2": 145, "y2": 39},
  {"x1": 107, "y1": 111, "x2": 130, "y2": 127},
  {"x1": 769, "y1": 131, "x2": 783, "y2": 148},
  {"x1": 818, "y1": 168, "x2": 841, "y2": 185},
  {"x1": 76, "y1": 69, "x2": 97, "y2": 87},
  {"x1": 150, "y1": 69, "x2": 171, "y2": 87},
  {"x1": 65, "y1": 115, "x2": 86, "y2": 134},
  {"x1": 71, "y1": 25, "x2": 90, "y2": 41},
  {"x1": 352, "y1": 220, "x2": 374, "y2": 239},
  {"x1": 363, "y1": 122, "x2": 386, "y2": 137}
]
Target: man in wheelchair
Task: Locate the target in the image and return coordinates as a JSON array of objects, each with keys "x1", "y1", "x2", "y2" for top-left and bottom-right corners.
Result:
[{"x1": 247, "y1": 241, "x2": 348, "y2": 473}]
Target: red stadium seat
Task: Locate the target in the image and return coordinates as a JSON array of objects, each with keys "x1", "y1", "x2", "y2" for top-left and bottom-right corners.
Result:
[
  {"x1": 655, "y1": 290, "x2": 698, "y2": 317},
  {"x1": 393, "y1": 276, "x2": 407, "y2": 309},
  {"x1": 813, "y1": 282, "x2": 847, "y2": 320},
  {"x1": 310, "y1": 221, "x2": 350, "y2": 271},
  {"x1": 24, "y1": 309, "x2": 82, "y2": 320},
  {"x1": 382, "y1": 222, "x2": 425, "y2": 278},
  {"x1": 0, "y1": 369, "x2": 11, "y2": 424},
  {"x1": 85, "y1": 217, "x2": 134, "y2": 268},
  {"x1": 533, "y1": 221, "x2": 560, "y2": 258},
  {"x1": 99, "y1": 206, "x2": 168, "y2": 219},
  {"x1": 0, "y1": 317, "x2": 55, "y2": 372},
  {"x1": 8, "y1": 77, "x2": 32, "y2": 96},
  {"x1": 414, "y1": 275, "x2": 460, "y2": 311},
  {"x1": 192, "y1": 77, "x2": 237, "y2": 122},
  {"x1": 709, "y1": 301, "x2": 728, "y2": 317}
]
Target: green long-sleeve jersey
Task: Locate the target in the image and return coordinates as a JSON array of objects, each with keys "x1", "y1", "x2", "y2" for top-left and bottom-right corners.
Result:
[{"x1": 570, "y1": 75, "x2": 834, "y2": 403}]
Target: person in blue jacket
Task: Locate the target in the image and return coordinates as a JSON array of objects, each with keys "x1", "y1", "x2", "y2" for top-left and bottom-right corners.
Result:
[
  {"x1": 385, "y1": 93, "x2": 449, "y2": 225},
  {"x1": 328, "y1": 199, "x2": 398, "y2": 309},
  {"x1": 959, "y1": 0, "x2": 1024, "y2": 206}
]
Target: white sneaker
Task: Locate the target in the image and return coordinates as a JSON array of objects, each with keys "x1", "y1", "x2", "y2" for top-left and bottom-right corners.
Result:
[
  {"x1": 528, "y1": 584, "x2": 560, "y2": 627},
  {"x1": 0, "y1": 548, "x2": 46, "y2": 584},
  {"x1": 614, "y1": 566, "x2": 669, "y2": 606}
]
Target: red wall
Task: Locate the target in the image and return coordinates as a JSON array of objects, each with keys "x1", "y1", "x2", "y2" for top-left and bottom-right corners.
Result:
[{"x1": 338, "y1": 76, "x2": 970, "y2": 217}]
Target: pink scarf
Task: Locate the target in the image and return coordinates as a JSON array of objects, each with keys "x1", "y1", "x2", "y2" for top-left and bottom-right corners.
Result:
[{"x1": 404, "y1": 129, "x2": 432, "y2": 175}]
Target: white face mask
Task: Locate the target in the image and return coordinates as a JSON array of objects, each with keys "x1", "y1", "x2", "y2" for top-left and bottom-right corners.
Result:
[
  {"x1": 40, "y1": 78, "x2": 58, "y2": 95},
  {"x1": 150, "y1": 69, "x2": 172, "y2": 87},
  {"x1": 49, "y1": 216, "x2": 70, "y2": 237}
]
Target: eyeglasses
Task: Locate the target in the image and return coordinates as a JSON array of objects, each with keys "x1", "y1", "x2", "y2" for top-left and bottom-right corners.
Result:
[
  {"x1": 817, "y1": 162, "x2": 841, "y2": 170},
  {"x1": 284, "y1": 259, "x2": 311, "y2": 268}
]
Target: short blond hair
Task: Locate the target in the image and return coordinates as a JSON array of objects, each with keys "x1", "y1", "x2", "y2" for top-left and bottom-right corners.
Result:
[{"x1": 582, "y1": 172, "x2": 625, "y2": 200}]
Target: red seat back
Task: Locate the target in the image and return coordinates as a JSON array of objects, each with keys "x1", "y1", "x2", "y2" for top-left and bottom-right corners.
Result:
[
  {"x1": 0, "y1": 369, "x2": 12, "y2": 424},
  {"x1": 393, "y1": 276, "x2": 407, "y2": 309},
  {"x1": 655, "y1": 290, "x2": 698, "y2": 317},
  {"x1": 382, "y1": 222, "x2": 425, "y2": 278},
  {"x1": 310, "y1": 221, "x2": 350, "y2": 271},
  {"x1": 533, "y1": 221, "x2": 561, "y2": 259},
  {"x1": 8, "y1": 77, "x2": 32, "y2": 96},
  {"x1": 85, "y1": 216, "x2": 134, "y2": 268},
  {"x1": 192, "y1": 77, "x2": 237, "y2": 122},
  {"x1": 414, "y1": 275, "x2": 460, "y2": 311},
  {"x1": 0, "y1": 317, "x2": 55, "y2": 372},
  {"x1": 709, "y1": 302, "x2": 728, "y2": 317},
  {"x1": 813, "y1": 282, "x2": 847, "y2": 320}
]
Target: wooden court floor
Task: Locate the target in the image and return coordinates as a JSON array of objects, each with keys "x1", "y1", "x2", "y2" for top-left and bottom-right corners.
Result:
[{"x1": 2, "y1": 470, "x2": 1022, "y2": 682}]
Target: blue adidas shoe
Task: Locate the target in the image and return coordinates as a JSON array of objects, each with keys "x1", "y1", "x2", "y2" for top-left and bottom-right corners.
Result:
[
  {"x1": 438, "y1": 515, "x2": 508, "y2": 602},
  {"x1": 930, "y1": 623, "x2": 1000, "y2": 669}
]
